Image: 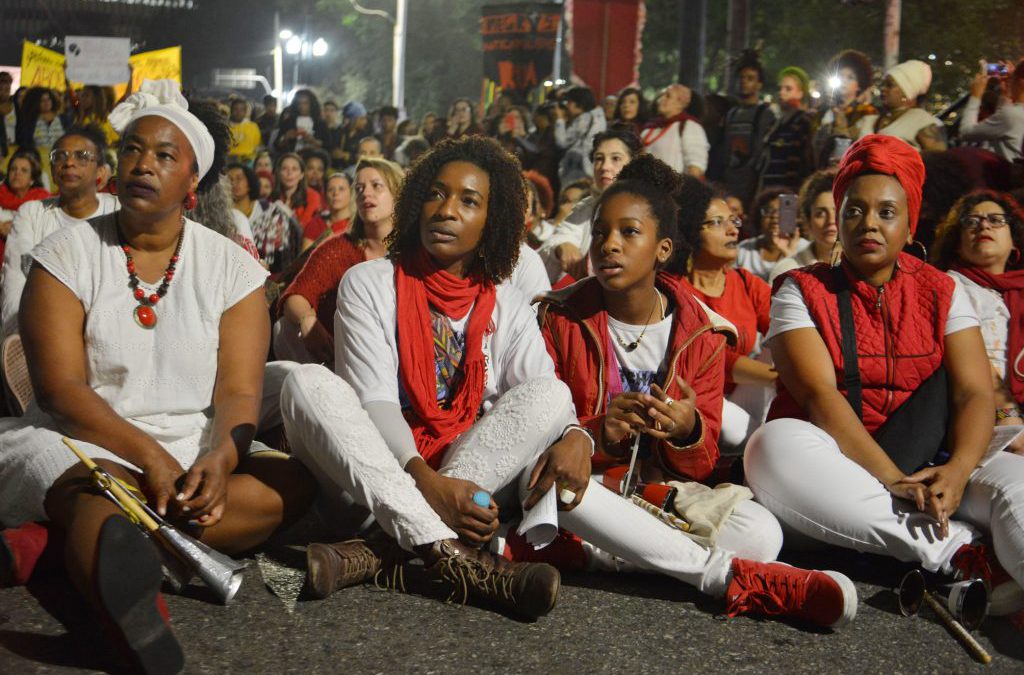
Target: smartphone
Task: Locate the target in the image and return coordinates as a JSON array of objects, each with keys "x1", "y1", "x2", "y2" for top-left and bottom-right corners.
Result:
[
  {"x1": 778, "y1": 194, "x2": 798, "y2": 236},
  {"x1": 987, "y1": 63, "x2": 1009, "y2": 77}
]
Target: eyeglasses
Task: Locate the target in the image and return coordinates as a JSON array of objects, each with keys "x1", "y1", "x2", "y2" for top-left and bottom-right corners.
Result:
[
  {"x1": 702, "y1": 216, "x2": 743, "y2": 230},
  {"x1": 49, "y1": 149, "x2": 98, "y2": 166},
  {"x1": 961, "y1": 213, "x2": 1009, "y2": 230}
]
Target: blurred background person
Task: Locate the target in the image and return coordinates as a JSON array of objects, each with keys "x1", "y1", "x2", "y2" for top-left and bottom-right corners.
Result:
[
  {"x1": 611, "y1": 86, "x2": 649, "y2": 130},
  {"x1": 336, "y1": 101, "x2": 370, "y2": 169},
  {"x1": 275, "y1": 89, "x2": 328, "y2": 155},
  {"x1": 0, "y1": 71, "x2": 15, "y2": 158},
  {"x1": 769, "y1": 170, "x2": 840, "y2": 282},
  {"x1": 227, "y1": 98, "x2": 261, "y2": 165},
  {"x1": 0, "y1": 150, "x2": 50, "y2": 263},
  {"x1": 15, "y1": 88, "x2": 65, "y2": 188},
  {"x1": 375, "y1": 105, "x2": 400, "y2": 160},
  {"x1": 958, "y1": 60, "x2": 1024, "y2": 164},
  {"x1": 301, "y1": 172, "x2": 354, "y2": 250},
  {"x1": 814, "y1": 50, "x2": 876, "y2": 167},
  {"x1": 854, "y1": 59, "x2": 946, "y2": 152},
  {"x1": 723, "y1": 52, "x2": 774, "y2": 213},
  {"x1": 227, "y1": 162, "x2": 264, "y2": 233},
  {"x1": 69, "y1": 85, "x2": 117, "y2": 146},
  {"x1": 554, "y1": 85, "x2": 606, "y2": 185},
  {"x1": 758, "y1": 67, "x2": 814, "y2": 194},
  {"x1": 301, "y1": 148, "x2": 330, "y2": 198},
  {"x1": 737, "y1": 188, "x2": 806, "y2": 281},
  {"x1": 256, "y1": 94, "x2": 278, "y2": 148},
  {"x1": 642, "y1": 83, "x2": 707, "y2": 178}
]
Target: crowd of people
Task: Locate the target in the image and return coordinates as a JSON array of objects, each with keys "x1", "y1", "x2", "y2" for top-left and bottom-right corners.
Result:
[{"x1": 0, "y1": 42, "x2": 1023, "y2": 674}]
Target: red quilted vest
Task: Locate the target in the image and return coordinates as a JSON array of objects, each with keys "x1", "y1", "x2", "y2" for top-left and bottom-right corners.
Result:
[{"x1": 768, "y1": 253, "x2": 954, "y2": 435}]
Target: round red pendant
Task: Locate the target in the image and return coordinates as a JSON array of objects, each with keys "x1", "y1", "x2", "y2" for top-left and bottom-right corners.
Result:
[{"x1": 134, "y1": 305, "x2": 157, "y2": 329}]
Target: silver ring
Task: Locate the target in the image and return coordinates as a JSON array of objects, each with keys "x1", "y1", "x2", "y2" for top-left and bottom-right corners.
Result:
[
  {"x1": 664, "y1": 397, "x2": 674, "y2": 406},
  {"x1": 558, "y1": 488, "x2": 577, "y2": 505}
]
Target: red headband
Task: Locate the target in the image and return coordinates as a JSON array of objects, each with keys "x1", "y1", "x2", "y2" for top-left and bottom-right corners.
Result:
[{"x1": 833, "y1": 135, "x2": 926, "y2": 237}]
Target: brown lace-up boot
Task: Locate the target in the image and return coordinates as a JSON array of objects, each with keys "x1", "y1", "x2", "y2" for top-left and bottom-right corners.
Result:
[
  {"x1": 422, "y1": 539, "x2": 561, "y2": 620},
  {"x1": 305, "y1": 528, "x2": 408, "y2": 599}
]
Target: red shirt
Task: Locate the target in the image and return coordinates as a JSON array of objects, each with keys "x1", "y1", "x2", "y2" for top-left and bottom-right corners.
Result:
[
  {"x1": 678, "y1": 268, "x2": 770, "y2": 387},
  {"x1": 278, "y1": 234, "x2": 367, "y2": 335},
  {"x1": 279, "y1": 187, "x2": 322, "y2": 227},
  {"x1": 303, "y1": 215, "x2": 350, "y2": 242}
]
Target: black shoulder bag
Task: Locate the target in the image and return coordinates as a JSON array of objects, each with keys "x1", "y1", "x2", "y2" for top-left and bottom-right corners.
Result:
[{"x1": 833, "y1": 267, "x2": 950, "y2": 474}]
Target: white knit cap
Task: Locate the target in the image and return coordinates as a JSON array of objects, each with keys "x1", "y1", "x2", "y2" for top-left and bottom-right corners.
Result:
[
  {"x1": 887, "y1": 60, "x2": 932, "y2": 101},
  {"x1": 109, "y1": 79, "x2": 215, "y2": 179}
]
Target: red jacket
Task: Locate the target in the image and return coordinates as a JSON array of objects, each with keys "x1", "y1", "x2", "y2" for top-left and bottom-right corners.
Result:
[
  {"x1": 768, "y1": 254, "x2": 953, "y2": 434},
  {"x1": 278, "y1": 234, "x2": 367, "y2": 336},
  {"x1": 538, "y1": 274, "x2": 736, "y2": 482}
]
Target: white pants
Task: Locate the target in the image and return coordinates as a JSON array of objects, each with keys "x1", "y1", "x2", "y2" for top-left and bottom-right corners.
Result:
[
  {"x1": 745, "y1": 418, "x2": 1024, "y2": 588},
  {"x1": 281, "y1": 364, "x2": 782, "y2": 597}
]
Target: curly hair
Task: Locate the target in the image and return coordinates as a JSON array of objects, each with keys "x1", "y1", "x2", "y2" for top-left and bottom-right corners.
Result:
[
  {"x1": 829, "y1": 49, "x2": 874, "y2": 94},
  {"x1": 227, "y1": 162, "x2": 260, "y2": 201},
  {"x1": 672, "y1": 175, "x2": 716, "y2": 274},
  {"x1": 931, "y1": 190, "x2": 1024, "y2": 271},
  {"x1": 387, "y1": 136, "x2": 525, "y2": 284},
  {"x1": 797, "y1": 170, "x2": 836, "y2": 223},
  {"x1": 183, "y1": 98, "x2": 231, "y2": 194},
  {"x1": 597, "y1": 154, "x2": 685, "y2": 273}
]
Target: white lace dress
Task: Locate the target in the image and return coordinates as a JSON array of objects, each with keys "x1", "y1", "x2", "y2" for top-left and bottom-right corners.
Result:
[{"x1": 0, "y1": 213, "x2": 269, "y2": 526}]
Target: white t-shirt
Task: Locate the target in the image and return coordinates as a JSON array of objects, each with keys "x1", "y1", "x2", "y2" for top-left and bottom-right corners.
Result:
[
  {"x1": 537, "y1": 196, "x2": 598, "y2": 283},
  {"x1": 947, "y1": 270, "x2": 1010, "y2": 377},
  {"x1": 510, "y1": 242, "x2": 551, "y2": 303},
  {"x1": 736, "y1": 237, "x2": 810, "y2": 283},
  {"x1": 335, "y1": 257, "x2": 566, "y2": 416},
  {"x1": 642, "y1": 119, "x2": 710, "y2": 174},
  {"x1": 766, "y1": 275, "x2": 980, "y2": 344},
  {"x1": 608, "y1": 312, "x2": 673, "y2": 394},
  {"x1": 22, "y1": 214, "x2": 268, "y2": 461},
  {"x1": 1, "y1": 194, "x2": 120, "y2": 338}
]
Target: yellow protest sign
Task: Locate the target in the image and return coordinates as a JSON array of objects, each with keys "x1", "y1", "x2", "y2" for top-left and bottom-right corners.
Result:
[
  {"x1": 21, "y1": 41, "x2": 66, "y2": 91},
  {"x1": 129, "y1": 46, "x2": 181, "y2": 91}
]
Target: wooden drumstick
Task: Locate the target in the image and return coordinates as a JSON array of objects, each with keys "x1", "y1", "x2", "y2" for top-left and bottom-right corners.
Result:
[
  {"x1": 62, "y1": 437, "x2": 160, "y2": 532},
  {"x1": 922, "y1": 590, "x2": 993, "y2": 665}
]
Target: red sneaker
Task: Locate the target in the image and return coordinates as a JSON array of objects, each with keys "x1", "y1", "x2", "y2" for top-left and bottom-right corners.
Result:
[
  {"x1": 502, "y1": 528, "x2": 587, "y2": 572},
  {"x1": 952, "y1": 542, "x2": 1024, "y2": 616},
  {"x1": 724, "y1": 558, "x2": 858, "y2": 629},
  {"x1": 1, "y1": 522, "x2": 50, "y2": 586}
]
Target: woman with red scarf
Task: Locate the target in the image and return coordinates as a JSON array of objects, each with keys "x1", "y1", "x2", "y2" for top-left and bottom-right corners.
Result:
[
  {"x1": 537, "y1": 155, "x2": 857, "y2": 628},
  {"x1": 933, "y1": 191, "x2": 1024, "y2": 455},
  {"x1": 745, "y1": 136, "x2": 1024, "y2": 617},
  {"x1": 280, "y1": 137, "x2": 577, "y2": 620},
  {"x1": 0, "y1": 151, "x2": 51, "y2": 261}
]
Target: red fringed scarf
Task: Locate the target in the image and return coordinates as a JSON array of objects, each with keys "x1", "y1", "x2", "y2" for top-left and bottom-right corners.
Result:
[
  {"x1": 395, "y1": 249, "x2": 497, "y2": 467},
  {"x1": 952, "y1": 265, "x2": 1024, "y2": 406}
]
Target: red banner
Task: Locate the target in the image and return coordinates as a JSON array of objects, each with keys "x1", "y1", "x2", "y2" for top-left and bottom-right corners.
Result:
[
  {"x1": 481, "y1": 3, "x2": 562, "y2": 96},
  {"x1": 566, "y1": 0, "x2": 645, "y2": 100}
]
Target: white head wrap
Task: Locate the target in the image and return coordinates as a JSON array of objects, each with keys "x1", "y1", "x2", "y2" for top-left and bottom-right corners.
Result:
[
  {"x1": 886, "y1": 60, "x2": 933, "y2": 101},
  {"x1": 109, "y1": 79, "x2": 215, "y2": 179}
]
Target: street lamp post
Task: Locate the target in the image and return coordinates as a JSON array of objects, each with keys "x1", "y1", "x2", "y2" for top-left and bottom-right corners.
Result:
[{"x1": 275, "y1": 25, "x2": 328, "y2": 98}]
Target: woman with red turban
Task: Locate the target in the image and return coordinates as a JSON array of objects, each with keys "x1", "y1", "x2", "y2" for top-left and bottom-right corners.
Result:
[{"x1": 745, "y1": 135, "x2": 1024, "y2": 617}]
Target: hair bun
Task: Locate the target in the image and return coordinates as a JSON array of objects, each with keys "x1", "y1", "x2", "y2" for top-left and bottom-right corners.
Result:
[{"x1": 616, "y1": 154, "x2": 682, "y2": 197}]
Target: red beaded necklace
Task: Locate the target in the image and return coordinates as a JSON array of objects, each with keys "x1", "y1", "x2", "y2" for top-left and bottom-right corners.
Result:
[{"x1": 119, "y1": 218, "x2": 185, "y2": 329}]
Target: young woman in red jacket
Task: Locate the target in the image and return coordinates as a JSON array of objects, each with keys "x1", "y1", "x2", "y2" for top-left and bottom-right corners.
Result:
[
  {"x1": 537, "y1": 154, "x2": 857, "y2": 628},
  {"x1": 746, "y1": 135, "x2": 1024, "y2": 616}
]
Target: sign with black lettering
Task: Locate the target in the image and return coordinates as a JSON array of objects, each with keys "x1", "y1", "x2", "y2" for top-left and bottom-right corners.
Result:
[{"x1": 480, "y1": 3, "x2": 561, "y2": 95}]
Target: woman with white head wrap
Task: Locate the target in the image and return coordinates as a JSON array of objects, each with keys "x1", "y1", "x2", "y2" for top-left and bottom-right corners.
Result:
[
  {"x1": 0, "y1": 81, "x2": 315, "y2": 673},
  {"x1": 854, "y1": 59, "x2": 947, "y2": 152}
]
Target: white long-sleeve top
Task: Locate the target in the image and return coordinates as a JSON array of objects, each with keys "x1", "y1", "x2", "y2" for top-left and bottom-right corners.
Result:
[
  {"x1": 334, "y1": 257, "x2": 573, "y2": 468},
  {"x1": 959, "y1": 96, "x2": 1024, "y2": 163}
]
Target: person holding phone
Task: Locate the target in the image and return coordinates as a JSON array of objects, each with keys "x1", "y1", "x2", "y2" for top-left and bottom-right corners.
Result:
[
  {"x1": 745, "y1": 135, "x2": 1024, "y2": 618},
  {"x1": 813, "y1": 50, "x2": 877, "y2": 168},
  {"x1": 959, "y1": 59, "x2": 1024, "y2": 164},
  {"x1": 769, "y1": 170, "x2": 841, "y2": 283},
  {"x1": 736, "y1": 188, "x2": 806, "y2": 281},
  {"x1": 674, "y1": 178, "x2": 780, "y2": 449}
]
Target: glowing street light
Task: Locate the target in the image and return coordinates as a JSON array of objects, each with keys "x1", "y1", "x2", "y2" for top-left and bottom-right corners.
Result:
[
  {"x1": 279, "y1": 29, "x2": 293, "y2": 40},
  {"x1": 285, "y1": 35, "x2": 303, "y2": 55},
  {"x1": 312, "y1": 38, "x2": 329, "y2": 57}
]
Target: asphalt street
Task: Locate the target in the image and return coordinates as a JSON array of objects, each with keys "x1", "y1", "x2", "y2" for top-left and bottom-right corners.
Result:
[{"x1": 1, "y1": 516, "x2": 1022, "y2": 675}]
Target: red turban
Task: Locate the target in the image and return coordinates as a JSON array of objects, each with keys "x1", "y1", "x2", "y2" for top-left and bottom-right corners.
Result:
[{"x1": 833, "y1": 134, "x2": 926, "y2": 237}]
